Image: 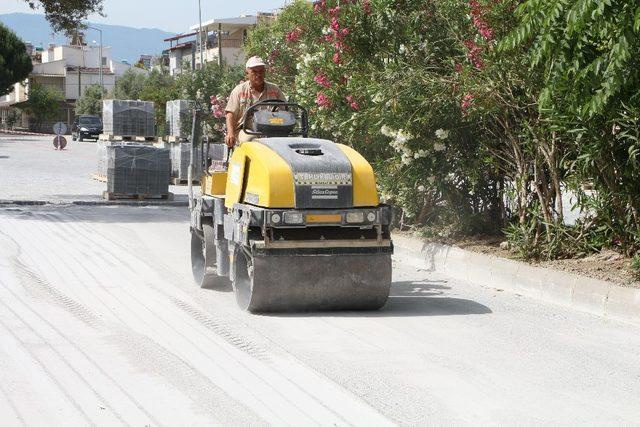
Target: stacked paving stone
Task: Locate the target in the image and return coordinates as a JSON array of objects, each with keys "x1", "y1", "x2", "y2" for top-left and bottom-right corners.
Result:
[
  {"x1": 103, "y1": 100, "x2": 155, "y2": 137},
  {"x1": 170, "y1": 142, "x2": 202, "y2": 182},
  {"x1": 166, "y1": 100, "x2": 193, "y2": 138},
  {"x1": 106, "y1": 144, "x2": 170, "y2": 196}
]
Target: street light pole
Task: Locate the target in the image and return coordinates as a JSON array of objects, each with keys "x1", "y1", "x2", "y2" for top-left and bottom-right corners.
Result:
[
  {"x1": 198, "y1": 0, "x2": 204, "y2": 69},
  {"x1": 87, "y1": 26, "x2": 103, "y2": 98}
]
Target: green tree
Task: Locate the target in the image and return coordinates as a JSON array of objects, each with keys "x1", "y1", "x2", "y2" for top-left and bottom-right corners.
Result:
[
  {"x1": 5, "y1": 109, "x2": 21, "y2": 130},
  {"x1": 0, "y1": 24, "x2": 33, "y2": 96},
  {"x1": 138, "y1": 69, "x2": 179, "y2": 135},
  {"x1": 22, "y1": 82, "x2": 64, "y2": 126},
  {"x1": 112, "y1": 69, "x2": 147, "y2": 100},
  {"x1": 503, "y1": 0, "x2": 640, "y2": 254},
  {"x1": 22, "y1": 0, "x2": 104, "y2": 33},
  {"x1": 75, "y1": 84, "x2": 102, "y2": 115},
  {"x1": 175, "y1": 62, "x2": 244, "y2": 139}
]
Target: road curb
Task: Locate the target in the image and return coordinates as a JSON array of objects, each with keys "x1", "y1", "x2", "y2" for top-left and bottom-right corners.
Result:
[
  {"x1": 0, "y1": 199, "x2": 189, "y2": 207},
  {"x1": 393, "y1": 234, "x2": 640, "y2": 325},
  {"x1": 0, "y1": 130, "x2": 53, "y2": 137}
]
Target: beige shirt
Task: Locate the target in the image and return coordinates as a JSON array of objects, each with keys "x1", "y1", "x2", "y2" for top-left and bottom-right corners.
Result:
[{"x1": 225, "y1": 80, "x2": 286, "y2": 134}]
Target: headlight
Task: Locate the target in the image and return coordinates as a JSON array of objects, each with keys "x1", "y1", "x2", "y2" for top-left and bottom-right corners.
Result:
[
  {"x1": 284, "y1": 211, "x2": 304, "y2": 224},
  {"x1": 367, "y1": 212, "x2": 377, "y2": 222},
  {"x1": 80, "y1": 127, "x2": 88, "y2": 132},
  {"x1": 271, "y1": 213, "x2": 281, "y2": 224},
  {"x1": 346, "y1": 211, "x2": 365, "y2": 223}
]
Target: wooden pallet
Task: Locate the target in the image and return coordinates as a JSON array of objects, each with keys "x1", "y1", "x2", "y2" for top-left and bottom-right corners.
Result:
[
  {"x1": 153, "y1": 141, "x2": 169, "y2": 149},
  {"x1": 91, "y1": 173, "x2": 107, "y2": 183},
  {"x1": 102, "y1": 191, "x2": 174, "y2": 201},
  {"x1": 170, "y1": 177, "x2": 200, "y2": 186},
  {"x1": 99, "y1": 134, "x2": 158, "y2": 143},
  {"x1": 164, "y1": 135, "x2": 189, "y2": 143}
]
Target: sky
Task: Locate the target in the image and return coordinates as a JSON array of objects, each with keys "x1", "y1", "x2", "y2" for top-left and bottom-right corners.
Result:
[{"x1": 0, "y1": 0, "x2": 291, "y2": 33}]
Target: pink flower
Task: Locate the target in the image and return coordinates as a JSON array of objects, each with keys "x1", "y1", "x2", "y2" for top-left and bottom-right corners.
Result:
[
  {"x1": 329, "y1": 6, "x2": 341, "y2": 17},
  {"x1": 313, "y1": 0, "x2": 326, "y2": 14},
  {"x1": 330, "y1": 17, "x2": 341, "y2": 32},
  {"x1": 211, "y1": 95, "x2": 227, "y2": 118},
  {"x1": 316, "y1": 91, "x2": 332, "y2": 108},
  {"x1": 346, "y1": 95, "x2": 359, "y2": 110},
  {"x1": 314, "y1": 74, "x2": 332, "y2": 88},
  {"x1": 463, "y1": 39, "x2": 484, "y2": 69},
  {"x1": 469, "y1": 0, "x2": 494, "y2": 41},
  {"x1": 212, "y1": 107, "x2": 224, "y2": 119},
  {"x1": 362, "y1": 0, "x2": 371, "y2": 15},
  {"x1": 285, "y1": 27, "x2": 302, "y2": 43},
  {"x1": 324, "y1": 33, "x2": 334, "y2": 43},
  {"x1": 332, "y1": 52, "x2": 342, "y2": 64},
  {"x1": 455, "y1": 63, "x2": 463, "y2": 73},
  {"x1": 461, "y1": 93, "x2": 474, "y2": 111}
]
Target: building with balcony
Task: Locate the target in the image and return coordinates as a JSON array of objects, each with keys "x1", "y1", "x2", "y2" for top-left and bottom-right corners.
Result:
[{"x1": 164, "y1": 12, "x2": 277, "y2": 76}]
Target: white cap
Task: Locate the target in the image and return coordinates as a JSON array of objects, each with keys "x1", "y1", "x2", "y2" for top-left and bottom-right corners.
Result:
[{"x1": 246, "y1": 55, "x2": 267, "y2": 69}]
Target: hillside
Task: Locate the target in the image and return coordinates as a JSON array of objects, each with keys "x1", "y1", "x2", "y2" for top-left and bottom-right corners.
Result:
[{"x1": 0, "y1": 13, "x2": 176, "y2": 63}]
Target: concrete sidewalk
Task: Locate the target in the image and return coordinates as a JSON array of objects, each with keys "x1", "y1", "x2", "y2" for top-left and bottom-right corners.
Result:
[{"x1": 394, "y1": 234, "x2": 640, "y2": 325}]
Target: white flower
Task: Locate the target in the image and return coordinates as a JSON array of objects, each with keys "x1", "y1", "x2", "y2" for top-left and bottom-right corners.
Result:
[
  {"x1": 399, "y1": 44, "x2": 406, "y2": 54},
  {"x1": 381, "y1": 125, "x2": 396, "y2": 138},
  {"x1": 427, "y1": 176, "x2": 436, "y2": 184},
  {"x1": 372, "y1": 93, "x2": 384, "y2": 104},
  {"x1": 435, "y1": 128, "x2": 449, "y2": 140},
  {"x1": 433, "y1": 142, "x2": 446, "y2": 152},
  {"x1": 396, "y1": 130, "x2": 412, "y2": 143},
  {"x1": 417, "y1": 185, "x2": 425, "y2": 192},
  {"x1": 414, "y1": 149, "x2": 428, "y2": 159}
]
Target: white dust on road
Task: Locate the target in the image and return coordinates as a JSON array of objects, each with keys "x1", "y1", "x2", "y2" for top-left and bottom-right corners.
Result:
[{"x1": 0, "y1": 205, "x2": 639, "y2": 425}]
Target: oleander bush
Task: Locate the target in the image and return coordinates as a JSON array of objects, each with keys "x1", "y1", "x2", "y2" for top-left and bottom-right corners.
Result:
[{"x1": 243, "y1": 0, "x2": 640, "y2": 261}]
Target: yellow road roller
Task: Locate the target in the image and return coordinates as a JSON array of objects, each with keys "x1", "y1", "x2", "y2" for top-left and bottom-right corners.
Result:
[{"x1": 188, "y1": 100, "x2": 393, "y2": 312}]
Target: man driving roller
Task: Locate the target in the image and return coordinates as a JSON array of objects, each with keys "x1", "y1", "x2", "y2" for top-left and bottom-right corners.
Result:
[{"x1": 224, "y1": 56, "x2": 286, "y2": 147}]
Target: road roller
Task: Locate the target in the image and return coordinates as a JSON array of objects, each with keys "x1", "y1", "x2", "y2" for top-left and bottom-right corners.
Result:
[{"x1": 188, "y1": 100, "x2": 393, "y2": 312}]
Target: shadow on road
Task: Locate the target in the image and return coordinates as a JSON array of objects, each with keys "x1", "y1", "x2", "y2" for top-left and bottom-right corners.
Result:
[{"x1": 264, "y1": 280, "x2": 492, "y2": 318}]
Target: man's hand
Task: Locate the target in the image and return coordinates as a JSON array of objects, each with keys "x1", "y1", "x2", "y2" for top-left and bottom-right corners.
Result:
[
  {"x1": 225, "y1": 133, "x2": 236, "y2": 148},
  {"x1": 225, "y1": 111, "x2": 236, "y2": 147}
]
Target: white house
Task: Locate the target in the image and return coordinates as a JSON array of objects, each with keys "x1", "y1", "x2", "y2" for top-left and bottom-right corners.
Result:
[{"x1": 1, "y1": 35, "x2": 145, "y2": 132}]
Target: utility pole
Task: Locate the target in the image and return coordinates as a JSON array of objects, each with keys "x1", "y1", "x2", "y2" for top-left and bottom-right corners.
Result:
[
  {"x1": 87, "y1": 25, "x2": 104, "y2": 97},
  {"x1": 218, "y1": 23, "x2": 222, "y2": 68},
  {"x1": 198, "y1": 0, "x2": 204, "y2": 69}
]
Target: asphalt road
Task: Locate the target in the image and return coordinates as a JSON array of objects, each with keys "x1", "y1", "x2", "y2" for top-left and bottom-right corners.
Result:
[{"x1": 0, "y1": 133, "x2": 639, "y2": 425}]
